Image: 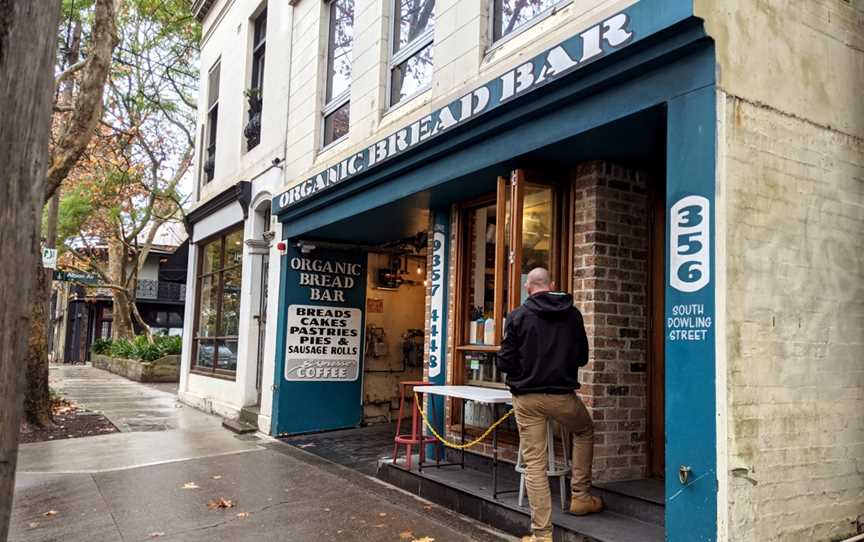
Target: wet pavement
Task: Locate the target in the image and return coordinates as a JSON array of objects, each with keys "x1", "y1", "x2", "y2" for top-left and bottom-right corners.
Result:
[
  {"x1": 9, "y1": 366, "x2": 514, "y2": 541},
  {"x1": 281, "y1": 422, "x2": 398, "y2": 476}
]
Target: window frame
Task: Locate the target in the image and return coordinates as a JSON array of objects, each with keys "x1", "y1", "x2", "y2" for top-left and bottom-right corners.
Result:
[
  {"x1": 250, "y1": 8, "x2": 267, "y2": 94},
  {"x1": 488, "y1": 0, "x2": 573, "y2": 49},
  {"x1": 387, "y1": 0, "x2": 435, "y2": 108},
  {"x1": 245, "y1": 7, "x2": 267, "y2": 152},
  {"x1": 190, "y1": 225, "x2": 244, "y2": 379},
  {"x1": 204, "y1": 59, "x2": 221, "y2": 183},
  {"x1": 321, "y1": 0, "x2": 355, "y2": 149}
]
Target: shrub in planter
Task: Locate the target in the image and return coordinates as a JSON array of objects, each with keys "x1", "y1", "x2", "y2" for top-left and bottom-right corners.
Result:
[{"x1": 92, "y1": 338, "x2": 113, "y2": 355}]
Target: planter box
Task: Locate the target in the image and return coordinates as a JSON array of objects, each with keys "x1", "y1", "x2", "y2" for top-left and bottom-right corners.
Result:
[{"x1": 92, "y1": 353, "x2": 180, "y2": 383}]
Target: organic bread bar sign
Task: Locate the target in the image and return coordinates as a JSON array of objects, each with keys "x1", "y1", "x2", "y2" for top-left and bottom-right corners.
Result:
[{"x1": 283, "y1": 248, "x2": 366, "y2": 383}]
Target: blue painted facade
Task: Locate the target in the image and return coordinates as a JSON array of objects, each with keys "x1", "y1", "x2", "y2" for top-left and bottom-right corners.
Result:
[{"x1": 272, "y1": 3, "x2": 720, "y2": 540}]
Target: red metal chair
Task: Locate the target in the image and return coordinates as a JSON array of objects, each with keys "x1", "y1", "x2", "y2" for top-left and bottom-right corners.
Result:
[{"x1": 393, "y1": 380, "x2": 437, "y2": 471}]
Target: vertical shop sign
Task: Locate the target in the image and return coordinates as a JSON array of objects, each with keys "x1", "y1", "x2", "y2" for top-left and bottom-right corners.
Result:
[
  {"x1": 426, "y1": 211, "x2": 449, "y2": 457},
  {"x1": 428, "y1": 225, "x2": 447, "y2": 379}
]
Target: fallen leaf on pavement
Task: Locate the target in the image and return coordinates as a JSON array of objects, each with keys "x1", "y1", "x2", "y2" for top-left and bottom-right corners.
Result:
[
  {"x1": 413, "y1": 537, "x2": 435, "y2": 542},
  {"x1": 236, "y1": 512, "x2": 249, "y2": 518},
  {"x1": 399, "y1": 531, "x2": 413, "y2": 540},
  {"x1": 43, "y1": 510, "x2": 57, "y2": 517},
  {"x1": 182, "y1": 482, "x2": 200, "y2": 489},
  {"x1": 211, "y1": 475, "x2": 222, "y2": 480},
  {"x1": 28, "y1": 522, "x2": 39, "y2": 529},
  {"x1": 148, "y1": 532, "x2": 165, "y2": 538},
  {"x1": 374, "y1": 524, "x2": 386, "y2": 528},
  {"x1": 378, "y1": 512, "x2": 387, "y2": 517},
  {"x1": 207, "y1": 498, "x2": 235, "y2": 509}
]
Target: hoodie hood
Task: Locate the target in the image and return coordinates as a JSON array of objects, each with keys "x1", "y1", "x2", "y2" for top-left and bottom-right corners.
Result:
[{"x1": 523, "y1": 291, "x2": 574, "y2": 318}]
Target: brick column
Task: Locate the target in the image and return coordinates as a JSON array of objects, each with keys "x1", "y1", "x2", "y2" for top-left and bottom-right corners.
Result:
[{"x1": 571, "y1": 161, "x2": 650, "y2": 482}]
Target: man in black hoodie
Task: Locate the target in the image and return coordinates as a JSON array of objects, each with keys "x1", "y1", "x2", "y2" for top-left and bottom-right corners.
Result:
[{"x1": 497, "y1": 268, "x2": 603, "y2": 542}]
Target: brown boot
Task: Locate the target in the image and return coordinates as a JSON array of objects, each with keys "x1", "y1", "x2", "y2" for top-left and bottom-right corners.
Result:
[{"x1": 569, "y1": 494, "x2": 604, "y2": 516}]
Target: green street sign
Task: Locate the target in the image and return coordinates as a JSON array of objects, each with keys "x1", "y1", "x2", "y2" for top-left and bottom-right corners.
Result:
[{"x1": 53, "y1": 270, "x2": 101, "y2": 285}]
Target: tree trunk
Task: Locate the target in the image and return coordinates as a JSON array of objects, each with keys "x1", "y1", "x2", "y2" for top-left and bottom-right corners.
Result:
[
  {"x1": 112, "y1": 290, "x2": 136, "y2": 340},
  {"x1": 0, "y1": 2, "x2": 63, "y2": 539},
  {"x1": 24, "y1": 262, "x2": 53, "y2": 427}
]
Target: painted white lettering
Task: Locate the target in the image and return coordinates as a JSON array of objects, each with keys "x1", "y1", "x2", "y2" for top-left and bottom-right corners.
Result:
[
  {"x1": 537, "y1": 45, "x2": 579, "y2": 84},
  {"x1": 514, "y1": 62, "x2": 535, "y2": 94},
  {"x1": 580, "y1": 24, "x2": 602, "y2": 62},
  {"x1": 436, "y1": 105, "x2": 458, "y2": 133},
  {"x1": 500, "y1": 70, "x2": 515, "y2": 101},
  {"x1": 417, "y1": 115, "x2": 433, "y2": 142},
  {"x1": 472, "y1": 86, "x2": 490, "y2": 114},
  {"x1": 602, "y1": 13, "x2": 632, "y2": 46},
  {"x1": 347, "y1": 152, "x2": 363, "y2": 175}
]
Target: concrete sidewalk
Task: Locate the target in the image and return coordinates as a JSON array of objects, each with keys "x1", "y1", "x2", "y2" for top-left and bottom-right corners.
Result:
[{"x1": 10, "y1": 365, "x2": 513, "y2": 541}]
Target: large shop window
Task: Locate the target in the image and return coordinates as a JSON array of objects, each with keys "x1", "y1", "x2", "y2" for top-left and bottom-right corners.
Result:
[
  {"x1": 455, "y1": 170, "x2": 569, "y2": 428},
  {"x1": 389, "y1": 0, "x2": 434, "y2": 106},
  {"x1": 323, "y1": 0, "x2": 354, "y2": 147},
  {"x1": 492, "y1": 0, "x2": 568, "y2": 42},
  {"x1": 192, "y1": 227, "x2": 244, "y2": 378}
]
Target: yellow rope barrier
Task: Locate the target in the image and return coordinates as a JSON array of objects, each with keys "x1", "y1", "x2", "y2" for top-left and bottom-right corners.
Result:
[{"x1": 413, "y1": 392, "x2": 514, "y2": 450}]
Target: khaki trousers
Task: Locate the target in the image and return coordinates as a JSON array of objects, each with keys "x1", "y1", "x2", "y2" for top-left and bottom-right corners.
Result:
[{"x1": 512, "y1": 392, "x2": 594, "y2": 537}]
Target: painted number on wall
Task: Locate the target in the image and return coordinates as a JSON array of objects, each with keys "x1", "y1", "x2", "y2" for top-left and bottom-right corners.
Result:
[
  {"x1": 428, "y1": 229, "x2": 446, "y2": 378},
  {"x1": 670, "y1": 195, "x2": 710, "y2": 293}
]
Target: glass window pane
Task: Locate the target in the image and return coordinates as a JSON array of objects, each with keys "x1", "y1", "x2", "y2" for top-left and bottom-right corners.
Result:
[
  {"x1": 323, "y1": 101, "x2": 350, "y2": 145},
  {"x1": 221, "y1": 267, "x2": 242, "y2": 336},
  {"x1": 494, "y1": 0, "x2": 559, "y2": 41},
  {"x1": 208, "y1": 62, "x2": 220, "y2": 108},
  {"x1": 327, "y1": 0, "x2": 355, "y2": 102},
  {"x1": 196, "y1": 340, "x2": 215, "y2": 369},
  {"x1": 197, "y1": 275, "x2": 218, "y2": 337},
  {"x1": 200, "y1": 238, "x2": 221, "y2": 275},
  {"x1": 519, "y1": 184, "x2": 553, "y2": 303},
  {"x1": 224, "y1": 230, "x2": 244, "y2": 268},
  {"x1": 394, "y1": 0, "x2": 435, "y2": 53},
  {"x1": 390, "y1": 44, "x2": 433, "y2": 106},
  {"x1": 465, "y1": 203, "x2": 497, "y2": 345},
  {"x1": 216, "y1": 340, "x2": 238, "y2": 371}
]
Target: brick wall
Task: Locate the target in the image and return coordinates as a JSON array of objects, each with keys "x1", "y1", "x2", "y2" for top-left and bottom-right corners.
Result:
[{"x1": 571, "y1": 161, "x2": 650, "y2": 482}]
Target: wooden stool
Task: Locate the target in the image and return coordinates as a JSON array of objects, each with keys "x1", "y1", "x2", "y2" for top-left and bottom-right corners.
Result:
[
  {"x1": 515, "y1": 419, "x2": 572, "y2": 510},
  {"x1": 392, "y1": 381, "x2": 437, "y2": 471}
]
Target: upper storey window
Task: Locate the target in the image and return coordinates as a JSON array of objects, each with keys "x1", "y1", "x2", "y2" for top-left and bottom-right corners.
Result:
[
  {"x1": 245, "y1": 7, "x2": 267, "y2": 150},
  {"x1": 323, "y1": 0, "x2": 354, "y2": 147},
  {"x1": 203, "y1": 60, "x2": 220, "y2": 183},
  {"x1": 389, "y1": 0, "x2": 434, "y2": 106},
  {"x1": 492, "y1": 0, "x2": 567, "y2": 42}
]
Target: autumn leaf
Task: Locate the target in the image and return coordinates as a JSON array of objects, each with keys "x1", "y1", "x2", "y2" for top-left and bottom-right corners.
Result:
[
  {"x1": 207, "y1": 497, "x2": 235, "y2": 509},
  {"x1": 28, "y1": 522, "x2": 39, "y2": 529},
  {"x1": 182, "y1": 482, "x2": 199, "y2": 489},
  {"x1": 413, "y1": 537, "x2": 435, "y2": 542},
  {"x1": 43, "y1": 510, "x2": 58, "y2": 517},
  {"x1": 235, "y1": 512, "x2": 249, "y2": 519},
  {"x1": 148, "y1": 532, "x2": 165, "y2": 538},
  {"x1": 211, "y1": 475, "x2": 222, "y2": 480},
  {"x1": 378, "y1": 512, "x2": 387, "y2": 517}
]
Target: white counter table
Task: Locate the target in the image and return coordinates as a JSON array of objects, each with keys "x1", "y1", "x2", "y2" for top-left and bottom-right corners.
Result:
[{"x1": 413, "y1": 385, "x2": 513, "y2": 499}]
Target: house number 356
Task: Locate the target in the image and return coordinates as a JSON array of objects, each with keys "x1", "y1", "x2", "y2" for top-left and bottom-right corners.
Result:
[{"x1": 670, "y1": 195, "x2": 710, "y2": 293}]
